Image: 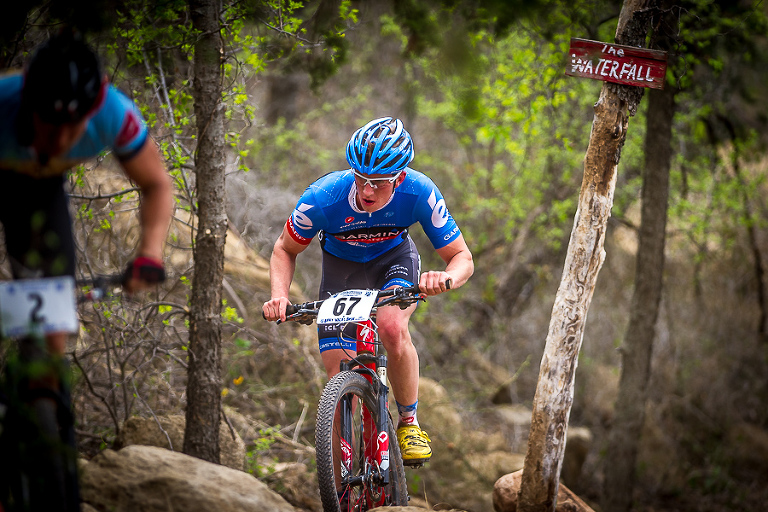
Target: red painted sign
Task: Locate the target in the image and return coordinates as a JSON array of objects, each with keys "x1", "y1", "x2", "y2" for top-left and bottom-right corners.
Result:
[{"x1": 566, "y1": 38, "x2": 668, "y2": 90}]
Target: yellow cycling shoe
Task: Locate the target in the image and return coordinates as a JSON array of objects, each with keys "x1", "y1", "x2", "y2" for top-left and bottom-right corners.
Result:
[{"x1": 396, "y1": 425, "x2": 432, "y2": 466}]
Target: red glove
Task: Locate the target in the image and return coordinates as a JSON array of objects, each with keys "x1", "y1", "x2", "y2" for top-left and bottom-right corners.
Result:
[{"x1": 123, "y1": 256, "x2": 166, "y2": 285}]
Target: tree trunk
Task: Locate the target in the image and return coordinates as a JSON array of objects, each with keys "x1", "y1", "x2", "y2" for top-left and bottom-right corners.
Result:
[
  {"x1": 602, "y1": 84, "x2": 675, "y2": 512},
  {"x1": 184, "y1": 0, "x2": 227, "y2": 464},
  {"x1": 517, "y1": 2, "x2": 655, "y2": 510},
  {"x1": 720, "y1": 119, "x2": 767, "y2": 340},
  {"x1": 601, "y1": 5, "x2": 677, "y2": 507}
]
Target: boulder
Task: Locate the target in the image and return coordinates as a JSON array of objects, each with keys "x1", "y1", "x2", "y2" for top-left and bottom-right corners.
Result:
[
  {"x1": 413, "y1": 376, "x2": 463, "y2": 432},
  {"x1": 561, "y1": 426, "x2": 592, "y2": 488},
  {"x1": 114, "y1": 414, "x2": 246, "y2": 471},
  {"x1": 80, "y1": 445, "x2": 296, "y2": 512},
  {"x1": 495, "y1": 404, "x2": 533, "y2": 428},
  {"x1": 467, "y1": 450, "x2": 526, "y2": 484},
  {"x1": 493, "y1": 469, "x2": 595, "y2": 512},
  {"x1": 370, "y1": 507, "x2": 468, "y2": 511},
  {"x1": 399, "y1": 377, "x2": 519, "y2": 512},
  {"x1": 494, "y1": 404, "x2": 534, "y2": 453},
  {"x1": 262, "y1": 462, "x2": 321, "y2": 511}
]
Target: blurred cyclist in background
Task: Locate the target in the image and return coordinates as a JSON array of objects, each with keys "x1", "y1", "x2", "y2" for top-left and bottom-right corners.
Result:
[{"x1": 0, "y1": 29, "x2": 172, "y2": 511}]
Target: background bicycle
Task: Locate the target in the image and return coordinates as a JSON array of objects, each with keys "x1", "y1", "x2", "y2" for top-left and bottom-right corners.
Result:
[
  {"x1": 0, "y1": 274, "x2": 122, "y2": 512},
  {"x1": 275, "y1": 285, "x2": 427, "y2": 512}
]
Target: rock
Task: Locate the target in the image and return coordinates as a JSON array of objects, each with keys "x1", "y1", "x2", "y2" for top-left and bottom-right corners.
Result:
[
  {"x1": 80, "y1": 445, "x2": 295, "y2": 512},
  {"x1": 458, "y1": 346, "x2": 517, "y2": 404},
  {"x1": 400, "y1": 377, "x2": 520, "y2": 512},
  {"x1": 562, "y1": 426, "x2": 592, "y2": 488},
  {"x1": 262, "y1": 462, "x2": 321, "y2": 511},
  {"x1": 114, "y1": 414, "x2": 246, "y2": 471},
  {"x1": 577, "y1": 363, "x2": 619, "y2": 428},
  {"x1": 467, "y1": 450, "x2": 526, "y2": 483},
  {"x1": 493, "y1": 471, "x2": 522, "y2": 512},
  {"x1": 414, "y1": 377, "x2": 463, "y2": 432},
  {"x1": 222, "y1": 405, "x2": 261, "y2": 443},
  {"x1": 493, "y1": 469, "x2": 596, "y2": 512},
  {"x1": 495, "y1": 404, "x2": 533, "y2": 427},
  {"x1": 493, "y1": 404, "x2": 534, "y2": 453},
  {"x1": 370, "y1": 507, "x2": 468, "y2": 512}
]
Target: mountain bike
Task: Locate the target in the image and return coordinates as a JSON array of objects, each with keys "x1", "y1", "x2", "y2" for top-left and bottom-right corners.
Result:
[
  {"x1": 0, "y1": 274, "x2": 122, "y2": 512},
  {"x1": 275, "y1": 284, "x2": 427, "y2": 512}
]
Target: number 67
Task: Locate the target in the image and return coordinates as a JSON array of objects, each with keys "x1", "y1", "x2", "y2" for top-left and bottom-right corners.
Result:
[{"x1": 333, "y1": 297, "x2": 361, "y2": 316}]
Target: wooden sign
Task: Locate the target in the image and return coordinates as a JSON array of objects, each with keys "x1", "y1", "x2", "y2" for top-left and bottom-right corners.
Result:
[{"x1": 566, "y1": 38, "x2": 668, "y2": 89}]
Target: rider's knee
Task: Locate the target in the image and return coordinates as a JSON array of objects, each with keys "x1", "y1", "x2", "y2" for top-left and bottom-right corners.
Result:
[{"x1": 378, "y1": 321, "x2": 411, "y2": 355}]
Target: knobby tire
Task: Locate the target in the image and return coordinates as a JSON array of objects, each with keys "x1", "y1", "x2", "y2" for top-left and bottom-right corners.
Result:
[{"x1": 316, "y1": 371, "x2": 407, "y2": 512}]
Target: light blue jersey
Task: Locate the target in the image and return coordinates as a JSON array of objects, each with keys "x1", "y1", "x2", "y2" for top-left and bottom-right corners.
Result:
[
  {"x1": 286, "y1": 169, "x2": 461, "y2": 263},
  {"x1": 0, "y1": 72, "x2": 148, "y2": 177}
]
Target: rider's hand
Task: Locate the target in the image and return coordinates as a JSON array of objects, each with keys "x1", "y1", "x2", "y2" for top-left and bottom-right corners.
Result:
[
  {"x1": 418, "y1": 271, "x2": 452, "y2": 296},
  {"x1": 123, "y1": 255, "x2": 166, "y2": 293},
  {"x1": 263, "y1": 297, "x2": 291, "y2": 322}
]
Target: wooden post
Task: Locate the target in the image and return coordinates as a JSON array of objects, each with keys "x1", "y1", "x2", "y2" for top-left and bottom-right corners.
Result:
[
  {"x1": 516, "y1": 2, "x2": 657, "y2": 510},
  {"x1": 516, "y1": 85, "x2": 623, "y2": 512}
]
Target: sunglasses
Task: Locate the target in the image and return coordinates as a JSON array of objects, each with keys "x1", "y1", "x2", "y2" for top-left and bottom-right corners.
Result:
[{"x1": 352, "y1": 170, "x2": 402, "y2": 189}]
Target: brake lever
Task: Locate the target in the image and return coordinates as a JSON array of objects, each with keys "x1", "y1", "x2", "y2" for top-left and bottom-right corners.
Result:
[{"x1": 278, "y1": 310, "x2": 315, "y2": 325}]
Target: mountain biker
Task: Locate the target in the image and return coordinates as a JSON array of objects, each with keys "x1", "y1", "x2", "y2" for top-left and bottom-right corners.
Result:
[
  {"x1": 0, "y1": 30, "x2": 172, "y2": 511},
  {"x1": 262, "y1": 116, "x2": 474, "y2": 465}
]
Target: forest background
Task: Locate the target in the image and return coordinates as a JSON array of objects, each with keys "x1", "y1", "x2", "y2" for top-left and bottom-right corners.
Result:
[{"x1": 1, "y1": 1, "x2": 768, "y2": 511}]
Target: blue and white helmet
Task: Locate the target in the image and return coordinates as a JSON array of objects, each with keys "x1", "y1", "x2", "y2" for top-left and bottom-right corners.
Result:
[{"x1": 346, "y1": 117, "x2": 414, "y2": 175}]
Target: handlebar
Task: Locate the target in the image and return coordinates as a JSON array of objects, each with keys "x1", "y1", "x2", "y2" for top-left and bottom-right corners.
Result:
[
  {"x1": 76, "y1": 274, "x2": 125, "y2": 303},
  {"x1": 265, "y1": 279, "x2": 453, "y2": 325},
  {"x1": 265, "y1": 283, "x2": 433, "y2": 325},
  {"x1": 290, "y1": 284, "x2": 423, "y2": 315}
]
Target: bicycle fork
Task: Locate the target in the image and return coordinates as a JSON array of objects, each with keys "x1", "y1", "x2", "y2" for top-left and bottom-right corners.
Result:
[{"x1": 357, "y1": 320, "x2": 391, "y2": 490}]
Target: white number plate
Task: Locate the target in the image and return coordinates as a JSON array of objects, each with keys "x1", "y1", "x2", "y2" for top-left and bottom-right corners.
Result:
[
  {"x1": 0, "y1": 277, "x2": 79, "y2": 337},
  {"x1": 317, "y1": 289, "x2": 377, "y2": 325}
]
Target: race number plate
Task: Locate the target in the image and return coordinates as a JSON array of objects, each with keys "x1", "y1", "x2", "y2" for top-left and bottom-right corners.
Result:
[
  {"x1": 0, "y1": 276, "x2": 79, "y2": 337},
  {"x1": 317, "y1": 289, "x2": 377, "y2": 325}
]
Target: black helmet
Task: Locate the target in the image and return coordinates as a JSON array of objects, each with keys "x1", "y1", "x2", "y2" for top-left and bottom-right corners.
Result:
[{"x1": 22, "y1": 31, "x2": 103, "y2": 125}]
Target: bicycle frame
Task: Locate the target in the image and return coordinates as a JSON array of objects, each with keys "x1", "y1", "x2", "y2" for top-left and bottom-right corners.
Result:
[{"x1": 337, "y1": 318, "x2": 391, "y2": 502}]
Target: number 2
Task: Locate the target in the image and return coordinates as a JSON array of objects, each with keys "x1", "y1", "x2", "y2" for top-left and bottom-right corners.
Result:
[{"x1": 28, "y1": 292, "x2": 46, "y2": 324}]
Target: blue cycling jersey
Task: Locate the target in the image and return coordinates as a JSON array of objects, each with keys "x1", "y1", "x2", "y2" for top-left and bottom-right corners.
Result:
[
  {"x1": 286, "y1": 169, "x2": 461, "y2": 263},
  {"x1": 0, "y1": 72, "x2": 148, "y2": 178}
]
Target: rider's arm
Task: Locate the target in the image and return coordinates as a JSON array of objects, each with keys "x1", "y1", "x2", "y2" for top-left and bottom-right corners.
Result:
[
  {"x1": 119, "y1": 140, "x2": 173, "y2": 290},
  {"x1": 419, "y1": 234, "x2": 474, "y2": 296},
  {"x1": 263, "y1": 225, "x2": 309, "y2": 321}
]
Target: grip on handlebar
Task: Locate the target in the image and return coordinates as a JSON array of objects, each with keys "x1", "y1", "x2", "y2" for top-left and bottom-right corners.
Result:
[
  {"x1": 400, "y1": 278, "x2": 450, "y2": 295},
  {"x1": 262, "y1": 303, "x2": 302, "y2": 321},
  {"x1": 405, "y1": 283, "x2": 421, "y2": 294}
]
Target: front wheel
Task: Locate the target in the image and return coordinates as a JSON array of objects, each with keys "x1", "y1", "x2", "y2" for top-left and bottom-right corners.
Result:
[
  {"x1": 315, "y1": 371, "x2": 407, "y2": 511},
  {"x1": 0, "y1": 346, "x2": 81, "y2": 512}
]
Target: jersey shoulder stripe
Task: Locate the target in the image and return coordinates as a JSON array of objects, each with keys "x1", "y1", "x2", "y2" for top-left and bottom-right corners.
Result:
[{"x1": 89, "y1": 86, "x2": 148, "y2": 160}]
